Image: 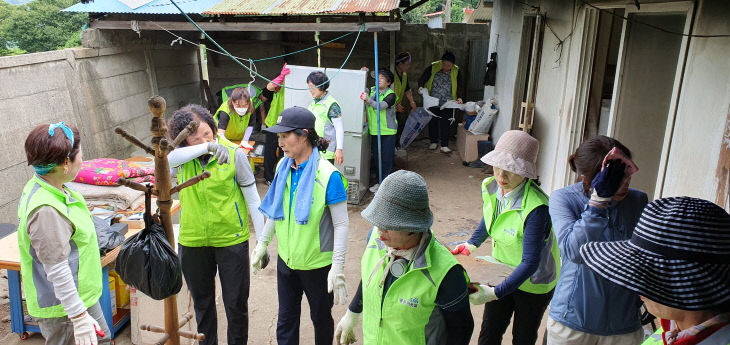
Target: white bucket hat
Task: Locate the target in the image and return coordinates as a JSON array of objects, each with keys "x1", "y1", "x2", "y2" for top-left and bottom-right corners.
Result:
[{"x1": 480, "y1": 130, "x2": 539, "y2": 179}]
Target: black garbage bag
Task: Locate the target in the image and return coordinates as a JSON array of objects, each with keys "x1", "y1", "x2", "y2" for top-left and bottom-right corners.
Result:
[{"x1": 114, "y1": 186, "x2": 182, "y2": 300}]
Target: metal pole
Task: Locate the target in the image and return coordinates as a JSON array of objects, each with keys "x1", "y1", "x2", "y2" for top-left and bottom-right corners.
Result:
[{"x1": 374, "y1": 31, "x2": 382, "y2": 184}]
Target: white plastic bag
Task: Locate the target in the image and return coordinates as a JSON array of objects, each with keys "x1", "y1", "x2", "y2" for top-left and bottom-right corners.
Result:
[
  {"x1": 469, "y1": 99, "x2": 498, "y2": 135},
  {"x1": 399, "y1": 108, "x2": 433, "y2": 149}
]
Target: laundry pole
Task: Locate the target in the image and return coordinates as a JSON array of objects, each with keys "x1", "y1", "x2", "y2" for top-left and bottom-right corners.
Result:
[{"x1": 374, "y1": 31, "x2": 382, "y2": 184}]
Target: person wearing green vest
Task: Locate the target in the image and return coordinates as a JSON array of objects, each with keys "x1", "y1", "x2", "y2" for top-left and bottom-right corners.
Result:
[
  {"x1": 260, "y1": 64, "x2": 290, "y2": 185},
  {"x1": 306, "y1": 71, "x2": 345, "y2": 165},
  {"x1": 360, "y1": 69, "x2": 397, "y2": 193},
  {"x1": 418, "y1": 51, "x2": 465, "y2": 153},
  {"x1": 213, "y1": 86, "x2": 258, "y2": 141},
  {"x1": 392, "y1": 52, "x2": 418, "y2": 147},
  {"x1": 579, "y1": 197, "x2": 730, "y2": 345},
  {"x1": 252, "y1": 107, "x2": 350, "y2": 345},
  {"x1": 334, "y1": 170, "x2": 473, "y2": 345},
  {"x1": 18, "y1": 122, "x2": 110, "y2": 345},
  {"x1": 451, "y1": 130, "x2": 560, "y2": 345},
  {"x1": 166, "y1": 104, "x2": 265, "y2": 345}
]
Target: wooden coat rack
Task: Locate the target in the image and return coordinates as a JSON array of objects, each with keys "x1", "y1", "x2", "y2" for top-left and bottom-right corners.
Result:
[{"x1": 115, "y1": 96, "x2": 209, "y2": 345}]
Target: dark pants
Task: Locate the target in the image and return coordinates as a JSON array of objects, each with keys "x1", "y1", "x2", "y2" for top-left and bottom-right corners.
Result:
[
  {"x1": 264, "y1": 131, "x2": 280, "y2": 183},
  {"x1": 428, "y1": 106, "x2": 452, "y2": 147},
  {"x1": 276, "y1": 256, "x2": 333, "y2": 345},
  {"x1": 395, "y1": 111, "x2": 407, "y2": 148},
  {"x1": 179, "y1": 241, "x2": 250, "y2": 345},
  {"x1": 478, "y1": 289, "x2": 554, "y2": 345},
  {"x1": 370, "y1": 134, "x2": 396, "y2": 183}
]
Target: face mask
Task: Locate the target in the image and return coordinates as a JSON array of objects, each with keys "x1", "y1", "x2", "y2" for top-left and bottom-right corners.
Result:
[{"x1": 234, "y1": 107, "x2": 248, "y2": 115}]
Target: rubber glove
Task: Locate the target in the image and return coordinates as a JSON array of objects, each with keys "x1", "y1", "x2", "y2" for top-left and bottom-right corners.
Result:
[
  {"x1": 590, "y1": 159, "x2": 626, "y2": 199},
  {"x1": 360, "y1": 90, "x2": 369, "y2": 101},
  {"x1": 335, "y1": 310, "x2": 361, "y2": 345},
  {"x1": 272, "y1": 63, "x2": 290, "y2": 86},
  {"x1": 328, "y1": 263, "x2": 348, "y2": 305},
  {"x1": 250, "y1": 241, "x2": 269, "y2": 274},
  {"x1": 450, "y1": 242, "x2": 477, "y2": 256},
  {"x1": 207, "y1": 142, "x2": 230, "y2": 165},
  {"x1": 469, "y1": 284, "x2": 498, "y2": 305},
  {"x1": 71, "y1": 312, "x2": 102, "y2": 345}
]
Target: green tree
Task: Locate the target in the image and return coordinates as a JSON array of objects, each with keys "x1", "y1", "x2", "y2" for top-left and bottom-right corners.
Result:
[
  {"x1": 1, "y1": 0, "x2": 86, "y2": 54},
  {"x1": 401, "y1": 0, "x2": 472, "y2": 24}
]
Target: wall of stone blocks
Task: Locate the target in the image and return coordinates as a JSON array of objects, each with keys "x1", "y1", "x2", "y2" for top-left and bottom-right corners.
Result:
[{"x1": 0, "y1": 40, "x2": 201, "y2": 223}]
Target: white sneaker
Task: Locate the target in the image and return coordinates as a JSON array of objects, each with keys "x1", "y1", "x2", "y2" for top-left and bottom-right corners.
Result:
[
  {"x1": 440, "y1": 146, "x2": 452, "y2": 153},
  {"x1": 369, "y1": 184, "x2": 380, "y2": 193},
  {"x1": 429, "y1": 143, "x2": 438, "y2": 150}
]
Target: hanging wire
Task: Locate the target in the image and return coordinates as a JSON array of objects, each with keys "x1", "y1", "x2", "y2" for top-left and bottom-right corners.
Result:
[
  {"x1": 151, "y1": 21, "x2": 356, "y2": 63},
  {"x1": 149, "y1": 2, "x2": 364, "y2": 91},
  {"x1": 580, "y1": 0, "x2": 730, "y2": 38}
]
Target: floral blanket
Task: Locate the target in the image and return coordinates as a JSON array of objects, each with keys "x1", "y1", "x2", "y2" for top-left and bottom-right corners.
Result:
[{"x1": 74, "y1": 158, "x2": 155, "y2": 186}]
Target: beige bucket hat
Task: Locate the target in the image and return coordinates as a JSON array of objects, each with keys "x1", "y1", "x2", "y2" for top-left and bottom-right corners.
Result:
[{"x1": 480, "y1": 130, "x2": 539, "y2": 179}]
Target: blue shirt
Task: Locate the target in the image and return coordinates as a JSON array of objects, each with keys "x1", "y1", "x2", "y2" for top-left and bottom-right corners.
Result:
[
  {"x1": 548, "y1": 183, "x2": 648, "y2": 336},
  {"x1": 289, "y1": 159, "x2": 347, "y2": 206}
]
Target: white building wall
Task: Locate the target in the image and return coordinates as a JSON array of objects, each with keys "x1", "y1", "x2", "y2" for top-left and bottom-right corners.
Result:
[{"x1": 490, "y1": 0, "x2": 730, "y2": 208}]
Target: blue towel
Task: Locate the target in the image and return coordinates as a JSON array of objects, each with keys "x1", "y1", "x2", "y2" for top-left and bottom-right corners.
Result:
[{"x1": 259, "y1": 148, "x2": 320, "y2": 225}]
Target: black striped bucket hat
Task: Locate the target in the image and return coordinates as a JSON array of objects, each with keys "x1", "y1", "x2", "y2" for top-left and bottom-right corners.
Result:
[{"x1": 580, "y1": 197, "x2": 730, "y2": 310}]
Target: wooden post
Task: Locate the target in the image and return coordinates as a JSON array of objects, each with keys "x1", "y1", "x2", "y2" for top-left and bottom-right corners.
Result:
[{"x1": 116, "y1": 96, "x2": 205, "y2": 345}]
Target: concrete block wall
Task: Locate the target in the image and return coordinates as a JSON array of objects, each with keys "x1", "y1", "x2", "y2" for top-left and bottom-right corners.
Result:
[{"x1": 0, "y1": 40, "x2": 201, "y2": 223}]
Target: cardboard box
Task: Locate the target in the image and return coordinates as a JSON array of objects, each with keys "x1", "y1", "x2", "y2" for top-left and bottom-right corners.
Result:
[
  {"x1": 130, "y1": 277, "x2": 194, "y2": 345},
  {"x1": 456, "y1": 123, "x2": 490, "y2": 162}
]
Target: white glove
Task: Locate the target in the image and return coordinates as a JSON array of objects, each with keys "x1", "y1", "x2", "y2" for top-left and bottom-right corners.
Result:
[
  {"x1": 70, "y1": 311, "x2": 102, "y2": 345},
  {"x1": 469, "y1": 284, "x2": 498, "y2": 305},
  {"x1": 335, "y1": 310, "x2": 361, "y2": 345},
  {"x1": 251, "y1": 241, "x2": 269, "y2": 274},
  {"x1": 328, "y1": 263, "x2": 348, "y2": 305},
  {"x1": 207, "y1": 142, "x2": 230, "y2": 165}
]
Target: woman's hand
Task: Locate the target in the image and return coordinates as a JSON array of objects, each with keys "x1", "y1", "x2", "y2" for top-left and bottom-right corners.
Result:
[{"x1": 334, "y1": 149, "x2": 344, "y2": 165}]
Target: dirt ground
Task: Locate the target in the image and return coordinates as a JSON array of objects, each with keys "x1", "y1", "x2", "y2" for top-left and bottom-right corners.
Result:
[{"x1": 0, "y1": 138, "x2": 550, "y2": 345}]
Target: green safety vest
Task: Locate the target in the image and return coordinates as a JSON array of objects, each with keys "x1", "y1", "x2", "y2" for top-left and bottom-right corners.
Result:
[
  {"x1": 361, "y1": 229, "x2": 463, "y2": 345},
  {"x1": 393, "y1": 71, "x2": 407, "y2": 105},
  {"x1": 17, "y1": 175, "x2": 103, "y2": 318},
  {"x1": 307, "y1": 93, "x2": 339, "y2": 160},
  {"x1": 275, "y1": 157, "x2": 347, "y2": 270},
  {"x1": 641, "y1": 329, "x2": 664, "y2": 345},
  {"x1": 266, "y1": 85, "x2": 285, "y2": 128},
  {"x1": 481, "y1": 177, "x2": 560, "y2": 294},
  {"x1": 214, "y1": 102, "x2": 252, "y2": 142},
  {"x1": 424, "y1": 61, "x2": 459, "y2": 100},
  {"x1": 220, "y1": 84, "x2": 263, "y2": 109},
  {"x1": 367, "y1": 87, "x2": 398, "y2": 136},
  {"x1": 177, "y1": 134, "x2": 250, "y2": 247}
]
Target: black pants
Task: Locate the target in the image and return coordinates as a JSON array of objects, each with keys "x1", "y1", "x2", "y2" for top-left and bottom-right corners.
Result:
[
  {"x1": 371, "y1": 134, "x2": 396, "y2": 183},
  {"x1": 428, "y1": 106, "x2": 452, "y2": 147},
  {"x1": 276, "y1": 256, "x2": 333, "y2": 345},
  {"x1": 179, "y1": 241, "x2": 250, "y2": 345},
  {"x1": 478, "y1": 289, "x2": 554, "y2": 345},
  {"x1": 264, "y1": 131, "x2": 280, "y2": 183},
  {"x1": 395, "y1": 110, "x2": 407, "y2": 148}
]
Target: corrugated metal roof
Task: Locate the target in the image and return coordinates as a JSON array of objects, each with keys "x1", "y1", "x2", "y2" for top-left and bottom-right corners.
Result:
[
  {"x1": 63, "y1": 0, "x2": 223, "y2": 14},
  {"x1": 204, "y1": 0, "x2": 398, "y2": 15}
]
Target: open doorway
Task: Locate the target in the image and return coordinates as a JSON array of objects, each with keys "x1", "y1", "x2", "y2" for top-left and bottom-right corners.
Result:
[{"x1": 583, "y1": 5, "x2": 689, "y2": 197}]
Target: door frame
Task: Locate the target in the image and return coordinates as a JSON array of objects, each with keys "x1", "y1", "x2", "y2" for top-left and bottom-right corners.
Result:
[{"x1": 605, "y1": 1, "x2": 694, "y2": 199}]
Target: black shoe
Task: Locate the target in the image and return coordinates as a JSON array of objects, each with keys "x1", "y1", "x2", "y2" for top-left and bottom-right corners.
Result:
[{"x1": 467, "y1": 160, "x2": 487, "y2": 168}]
